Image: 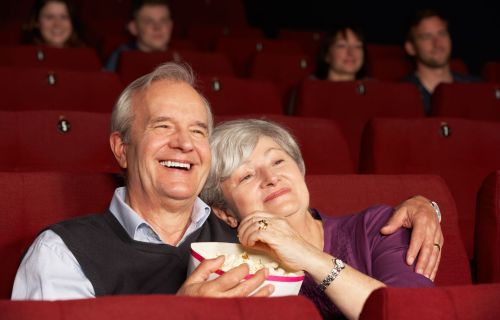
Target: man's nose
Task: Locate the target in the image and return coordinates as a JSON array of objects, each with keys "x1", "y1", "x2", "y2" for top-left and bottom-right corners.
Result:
[{"x1": 169, "y1": 130, "x2": 194, "y2": 151}]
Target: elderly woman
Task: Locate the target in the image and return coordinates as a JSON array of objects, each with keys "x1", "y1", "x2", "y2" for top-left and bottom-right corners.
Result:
[{"x1": 201, "y1": 119, "x2": 435, "y2": 319}]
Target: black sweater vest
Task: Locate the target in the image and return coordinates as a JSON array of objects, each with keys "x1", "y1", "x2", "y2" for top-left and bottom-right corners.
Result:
[{"x1": 48, "y1": 210, "x2": 238, "y2": 296}]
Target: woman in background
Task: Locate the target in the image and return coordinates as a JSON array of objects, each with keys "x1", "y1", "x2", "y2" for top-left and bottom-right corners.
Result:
[{"x1": 21, "y1": 0, "x2": 85, "y2": 48}]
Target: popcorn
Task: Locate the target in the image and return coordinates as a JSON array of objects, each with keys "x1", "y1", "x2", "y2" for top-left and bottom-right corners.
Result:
[{"x1": 217, "y1": 251, "x2": 298, "y2": 276}]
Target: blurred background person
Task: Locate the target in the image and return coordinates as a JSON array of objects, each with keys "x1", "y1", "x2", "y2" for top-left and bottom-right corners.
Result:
[
  {"x1": 403, "y1": 9, "x2": 479, "y2": 115},
  {"x1": 104, "y1": 0, "x2": 173, "y2": 71},
  {"x1": 21, "y1": 0, "x2": 85, "y2": 48},
  {"x1": 314, "y1": 24, "x2": 367, "y2": 81}
]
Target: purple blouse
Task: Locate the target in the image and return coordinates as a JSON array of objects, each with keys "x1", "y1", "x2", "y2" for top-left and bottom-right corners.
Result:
[{"x1": 299, "y1": 205, "x2": 434, "y2": 318}]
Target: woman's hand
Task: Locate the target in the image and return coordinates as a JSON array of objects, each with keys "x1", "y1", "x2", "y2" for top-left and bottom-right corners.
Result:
[{"x1": 237, "y1": 211, "x2": 322, "y2": 272}]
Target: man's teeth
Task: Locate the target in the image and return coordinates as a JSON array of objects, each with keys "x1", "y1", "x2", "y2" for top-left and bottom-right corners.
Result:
[{"x1": 160, "y1": 161, "x2": 191, "y2": 170}]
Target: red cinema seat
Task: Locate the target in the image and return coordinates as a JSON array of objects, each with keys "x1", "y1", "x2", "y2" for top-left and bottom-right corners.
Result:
[
  {"x1": 198, "y1": 76, "x2": 283, "y2": 115},
  {"x1": 117, "y1": 50, "x2": 234, "y2": 86},
  {"x1": 482, "y1": 62, "x2": 500, "y2": 82},
  {"x1": 360, "y1": 283, "x2": 500, "y2": 320},
  {"x1": 0, "y1": 295, "x2": 321, "y2": 320},
  {"x1": 366, "y1": 43, "x2": 406, "y2": 62},
  {"x1": 278, "y1": 29, "x2": 325, "y2": 56},
  {"x1": 250, "y1": 52, "x2": 314, "y2": 103},
  {"x1": 0, "y1": 19, "x2": 23, "y2": 45},
  {"x1": 475, "y1": 171, "x2": 500, "y2": 283},
  {"x1": 0, "y1": 66, "x2": 122, "y2": 112},
  {"x1": 187, "y1": 24, "x2": 263, "y2": 51},
  {"x1": 0, "y1": 110, "x2": 120, "y2": 173},
  {"x1": 431, "y1": 83, "x2": 500, "y2": 121},
  {"x1": 0, "y1": 171, "x2": 119, "y2": 299},
  {"x1": 306, "y1": 174, "x2": 471, "y2": 286},
  {"x1": 0, "y1": 45, "x2": 102, "y2": 71},
  {"x1": 216, "y1": 37, "x2": 304, "y2": 77},
  {"x1": 215, "y1": 114, "x2": 355, "y2": 174},
  {"x1": 294, "y1": 80, "x2": 425, "y2": 169},
  {"x1": 360, "y1": 117, "x2": 500, "y2": 258}
]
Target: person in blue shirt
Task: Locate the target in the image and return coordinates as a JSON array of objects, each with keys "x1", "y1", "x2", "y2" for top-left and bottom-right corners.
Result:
[{"x1": 104, "y1": 0, "x2": 174, "y2": 71}]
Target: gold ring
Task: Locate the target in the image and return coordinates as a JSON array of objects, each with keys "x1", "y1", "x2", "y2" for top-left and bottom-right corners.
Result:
[
  {"x1": 258, "y1": 219, "x2": 268, "y2": 231},
  {"x1": 433, "y1": 243, "x2": 441, "y2": 251}
]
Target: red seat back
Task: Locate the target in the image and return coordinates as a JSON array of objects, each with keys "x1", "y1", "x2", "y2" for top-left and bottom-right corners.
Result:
[
  {"x1": 0, "y1": 171, "x2": 119, "y2": 299},
  {"x1": 0, "y1": 110, "x2": 119, "y2": 173},
  {"x1": 118, "y1": 49, "x2": 234, "y2": 86},
  {"x1": 0, "y1": 66, "x2": 123, "y2": 112},
  {"x1": 198, "y1": 76, "x2": 283, "y2": 115},
  {"x1": 0, "y1": 45, "x2": 102, "y2": 71},
  {"x1": 475, "y1": 171, "x2": 500, "y2": 283},
  {"x1": 360, "y1": 117, "x2": 500, "y2": 258},
  {"x1": 294, "y1": 80, "x2": 425, "y2": 168},
  {"x1": 361, "y1": 283, "x2": 500, "y2": 320},
  {"x1": 306, "y1": 174, "x2": 471, "y2": 286},
  {"x1": 482, "y1": 62, "x2": 500, "y2": 82},
  {"x1": 0, "y1": 294, "x2": 322, "y2": 320},
  {"x1": 432, "y1": 82, "x2": 500, "y2": 121}
]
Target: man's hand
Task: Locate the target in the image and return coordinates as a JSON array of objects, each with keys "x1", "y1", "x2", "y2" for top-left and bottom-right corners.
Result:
[
  {"x1": 380, "y1": 195, "x2": 443, "y2": 281},
  {"x1": 177, "y1": 256, "x2": 274, "y2": 297}
]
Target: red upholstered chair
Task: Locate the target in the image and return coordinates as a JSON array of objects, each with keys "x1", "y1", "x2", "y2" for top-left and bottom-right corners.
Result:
[
  {"x1": 249, "y1": 52, "x2": 314, "y2": 103},
  {"x1": 475, "y1": 171, "x2": 500, "y2": 283},
  {"x1": 294, "y1": 80, "x2": 425, "y2": 169},
  {"x1": 215, "y1": 114, "x2": 355, "y2": 174},
  {"x1": 0, "y1": 295, "x2": 322, "y2": 320},
  {"x1": 0, "y1": 45, "x2": 102, "y2": 71},
  {"x1": 198, "y1": 76, "x2": 283, "y2": 115},
  {"x1": 278, "y1": 29, "x2": 325, "y2": 56},
  {"x1": 0, "y1": 171, "x2": 119, "y2": 299},
  {"x1": 431, "y1": 82, "x2": 500, "y2": 121},
  {"x1": 482, "y1": 62, "x2": 500, "y2": 82},
  {"x1": 305, "y1": 174, "x2": 471, "y2": 286},
  {"x1": 187, "y1": 24, "x2": 263, "y2": 51},
  {"x1": 360, "y1": 117, "x2": 500, "y2": 259},
  {"x1": 216, "y1": 37, "x2": 304, "y2": 77},
  {"x1": 360, "y1": 283, "x2": 500, "y2": 320},
  {"x1": 117, "y1": 49, "x2": 234, "y2": 86},
  {"x1": 366, "y1": 44, "x2": 406, "y2": 62},
  {"x1": 0, "y1": 66, "x2": 122, "y2": 112},
  {"x1": 0, "y1": 110, "x2": 120, "y2": 173}
]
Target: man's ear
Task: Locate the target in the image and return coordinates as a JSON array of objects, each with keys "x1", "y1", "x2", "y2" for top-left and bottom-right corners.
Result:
[
  {"x1": 212, "y1": 207, "x2": 239, "y2": 228},
  {"x1": 404, "y1": 40, "x2": 416, "y2": 57},
  {"x1": 127, "y1": 20, "x2": 138, "y2": 36},
  {"x1": 110, "y1": 132, "x2": 128, "y2": 169}
]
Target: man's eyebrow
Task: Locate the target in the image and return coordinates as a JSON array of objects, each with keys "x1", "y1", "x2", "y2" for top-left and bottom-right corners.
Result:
[
  {"x1": 193, "y1": 121, "x2": 209, "y2": 130},
  {"x1": 150, "y1": 116, "x2": 171, "y2": 124}
]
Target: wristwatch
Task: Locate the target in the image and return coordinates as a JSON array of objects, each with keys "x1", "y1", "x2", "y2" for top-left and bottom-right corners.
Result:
[{"x1": 430, "y1": 201, "x2": 442, "y2": 223}]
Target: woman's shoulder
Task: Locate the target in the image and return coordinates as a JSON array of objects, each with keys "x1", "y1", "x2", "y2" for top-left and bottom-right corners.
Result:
[{"x1": 319, "y1": 204, "x2": 394, "y2": 228}]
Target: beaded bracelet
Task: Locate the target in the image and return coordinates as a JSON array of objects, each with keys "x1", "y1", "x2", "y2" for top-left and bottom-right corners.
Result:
[{"x1": 317, "y1": 257, "x2": 345, "y2": 292}]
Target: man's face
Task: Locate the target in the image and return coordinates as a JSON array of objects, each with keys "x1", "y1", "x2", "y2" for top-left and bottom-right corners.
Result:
[
  {"x1": 117, "y1": 80, "x2": 211, "y2": 207},
  {"x1": 407, "y1": 16, "x2": 452, "y2": 69},
  {"x1": 129, "y1": 4, "x2": 173, "y2": 52}
]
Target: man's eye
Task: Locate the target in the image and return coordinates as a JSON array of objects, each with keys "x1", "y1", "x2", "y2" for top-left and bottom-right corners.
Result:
[{"x1": 192, "y1": 129, "x2": 207, "y2": 137}]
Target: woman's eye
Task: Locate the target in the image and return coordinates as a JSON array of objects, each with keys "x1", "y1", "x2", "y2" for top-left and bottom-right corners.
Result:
[
  {"x1": 240, "y1": 174, "x2": 252, "y2": 182},
  {"x1": 274, "y1": 159, "x2": 284, "y2": 165}
]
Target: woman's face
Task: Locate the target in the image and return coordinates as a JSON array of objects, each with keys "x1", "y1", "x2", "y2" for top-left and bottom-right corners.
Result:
[
  {"x1": 325, "y1": 29, "x2": 364, "y2": 79},
  {"x1": 38, "y1": 1, "x2": 73, "y2": 47},
  {"x1": 220, "y1": 136, "x2": 309, "y2": 220}
]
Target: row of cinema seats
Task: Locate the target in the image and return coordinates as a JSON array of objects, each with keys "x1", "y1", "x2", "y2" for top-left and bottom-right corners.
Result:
[
  {"x1": 1, "y1": 171, "x2": 499, "y2": 318},
  {"x1": 2, "y1": 284, "x2": 500, "y2": 320},
  {"x1": 0, "y1": 110, "x2": 499, "y2": 283}
]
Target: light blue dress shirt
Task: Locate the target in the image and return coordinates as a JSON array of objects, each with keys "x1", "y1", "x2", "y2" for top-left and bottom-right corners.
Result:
[{"x1": 11, "y1": 187, "x2": 211, "y2": 300}]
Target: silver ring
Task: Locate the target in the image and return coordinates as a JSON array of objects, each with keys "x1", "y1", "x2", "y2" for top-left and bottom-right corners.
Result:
[{"x1": 258, "y1": 219, "x2": 268, "y2": 231}]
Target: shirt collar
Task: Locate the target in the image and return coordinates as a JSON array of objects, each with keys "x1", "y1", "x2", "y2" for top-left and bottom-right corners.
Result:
[{"x1": 109, "y1": 187, "x2": 211, "y2": 244}]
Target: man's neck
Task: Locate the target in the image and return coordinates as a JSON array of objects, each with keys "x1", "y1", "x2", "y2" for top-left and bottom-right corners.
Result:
[
  {"x1": 415, "y1": 63, "x2": 453, "y2": 93},
  {"x1": 125, "y1": 190, "x2": 195, "y2": 246}
]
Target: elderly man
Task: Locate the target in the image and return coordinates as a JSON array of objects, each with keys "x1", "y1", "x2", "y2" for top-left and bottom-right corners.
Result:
[{"x1": 12, "y1": 62, "x2": 442, "y2": 300}]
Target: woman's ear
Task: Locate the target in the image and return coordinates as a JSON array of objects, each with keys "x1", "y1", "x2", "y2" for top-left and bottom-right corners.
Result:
[{"x1": 212, "y1": 207, "x2": 239, "y2": 228}]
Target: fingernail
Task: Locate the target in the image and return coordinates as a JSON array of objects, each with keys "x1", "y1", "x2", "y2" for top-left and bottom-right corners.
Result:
[
  {"x1": 417, "y1": 268, "x2": 424, "y2": 274},
  {"x1": 407, "y1": 256, "x2": 415, "y2": 265}
]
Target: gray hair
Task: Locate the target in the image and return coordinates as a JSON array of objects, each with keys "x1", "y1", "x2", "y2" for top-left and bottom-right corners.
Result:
[
  {"x1": 110, "y1": 62, "x2": 213, "y2": 143},
  {"x1": 200, "y1": 119, "x2": 305, "y2": 209}
]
